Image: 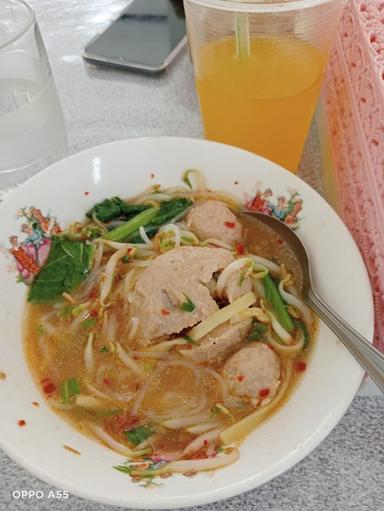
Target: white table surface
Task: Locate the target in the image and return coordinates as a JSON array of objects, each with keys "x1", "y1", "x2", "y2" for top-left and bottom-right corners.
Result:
[{"x1": 0, "y1": 1, "x2": 382, "y2": 510}]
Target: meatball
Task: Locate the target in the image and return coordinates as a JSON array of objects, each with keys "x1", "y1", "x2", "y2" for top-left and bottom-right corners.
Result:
[
  {"x1": 222, "y1": 344, "x2": 281, "y2": 404},
  {"x1": 180, "y1": 319, "x2": 252, "y2": 365},
  {"x1": 185, "y1": 200, "x2": 242, "y2": 246},
  {"x1": 130, "y1": 246, "x2": 233, "y2": 346}
]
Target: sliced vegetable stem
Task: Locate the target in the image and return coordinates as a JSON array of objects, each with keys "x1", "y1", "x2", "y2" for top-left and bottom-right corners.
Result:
[
  {"x1": 263, "y1": 275, "x2": 294, "y2": 332},
  {"x1": 103, "y1": 207, "x2": 159, "y2": 242}
]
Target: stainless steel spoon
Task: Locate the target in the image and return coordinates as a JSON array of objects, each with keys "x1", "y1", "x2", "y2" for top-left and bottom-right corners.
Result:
[{"x1": 240, "y1": 211, "x2": 384, "y2": 393}]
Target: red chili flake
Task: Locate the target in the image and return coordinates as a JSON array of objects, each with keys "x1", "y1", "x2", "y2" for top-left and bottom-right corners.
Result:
[
  {"x1": 102, "y1": 378, "x2": 111, "y2": 386},
  {"x1": 90, "y1": 309, "x2": 98, "y2": 318},
  {"x1": 150, "y1": 173, "x2": 155, "y2": 179},
  {"x1": 89, "y1": 288, "x2": 98, "y2": 299},
  {"x1": 277, "y1": 239, "x2": 284, "y2": 245},
  {"x1": 32, "y1": 402, "x2": 39, "y2": 407},
  {"x1": 295, "y1": 361, "x2": 307, "y2": 372},
  {"x1": 259, "y1": 388, "x2": 270, "y2": 398},
  {"x1": 42, "y1": 381, "x2": 56, "y2": 395},
  {"x1": 236, "y1": 243, "x2": 245, "y2": 255},
  {"x1": 84, "y1": 191, "x2": 90, "y2": 196},
  {"x1": 237, "y1": 375, "x2": 245, "y2": 382},
  {"x1": 161, "y1": 308, "x2": 170, "y2": 316},
  {"x1": 18, "y1": 420, "x2": 26, "y2": 427},
  {"x1": 203, "y1": 439, "x2": 208, "y2": 446},
  {"x1": 224, "y1": 221, "x2": 236, "y2": 229}
]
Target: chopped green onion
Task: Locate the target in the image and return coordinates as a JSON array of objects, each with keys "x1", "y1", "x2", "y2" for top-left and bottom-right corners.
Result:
[
  {"x1": 60, "y1": 377, "x2": 80, "y2": 403},
  {"x1": 82, "y1": 317, "x2": 97, "y2": 330},
  {"x1": 59, "y1": 305, "x2": 74, "y2": 317},
  {"x1": 180, "y1": 296, "x2": 196, "y2": 312},
  {"x1": 100, "y1": 345, "x2": 109, "y2": 353},
  {"x1": 247, "y1": 321, "x2": 267, "y2": 341},
  {"x1": 121, "y1": 255, "x2": 130, "y2": 263},
  {"x1": 36, "y1": 324, "x2": 44, "y2": 336},
  {"x1": 263, "y1": 274, "x2": 294, "y2": 332},
  {"x1": 125, "y1": 424, "x2": 153, "y2": 446},
  {"x1": 183, "y1": 335, "x2": 198, "y2": 345}
]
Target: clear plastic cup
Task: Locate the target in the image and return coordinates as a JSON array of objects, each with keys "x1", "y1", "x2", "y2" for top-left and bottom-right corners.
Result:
[
  {"x1": 0, "y1": 0, "x2": 67, "y2": 189},
  {"x1": 184, "y1": 0, "x2": 347, "y2": 172}
]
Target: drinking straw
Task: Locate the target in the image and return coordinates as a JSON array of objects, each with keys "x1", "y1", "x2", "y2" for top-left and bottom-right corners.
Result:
[{"x1": 234, "y1": 2, "x2": 251, "y2": 59}]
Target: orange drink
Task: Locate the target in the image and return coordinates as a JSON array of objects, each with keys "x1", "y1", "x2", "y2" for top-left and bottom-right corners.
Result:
[
  {"x1": 184, "y1": 0, "x2": 347, "y2": 173},
  {"x1": 195, "y1": 37, "x2": 326, "y2": 172}
]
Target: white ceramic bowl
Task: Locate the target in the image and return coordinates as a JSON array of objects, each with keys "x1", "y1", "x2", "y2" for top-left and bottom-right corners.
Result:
[{"x1": 0, "y1": 138, "x2": 373, "y2": 508}]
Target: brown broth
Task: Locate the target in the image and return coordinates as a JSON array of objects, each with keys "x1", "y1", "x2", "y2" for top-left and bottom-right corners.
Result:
[{"x1": 23, "y1": 210, "x2": 316, "y2": 460}]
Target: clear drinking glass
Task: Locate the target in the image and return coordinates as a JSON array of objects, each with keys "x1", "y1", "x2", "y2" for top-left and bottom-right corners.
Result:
[
  {"x1": 184, "y1": 0, "x2": 347, "y2": 172},
  {"x1": 0, "y1": 0, "x2": 66, "y2": 187}
]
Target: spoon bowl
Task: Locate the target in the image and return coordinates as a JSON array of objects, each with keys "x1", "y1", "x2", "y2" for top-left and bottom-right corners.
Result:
[{"x1": 240, "y1": 211, "x2": 384, "y2": 394}]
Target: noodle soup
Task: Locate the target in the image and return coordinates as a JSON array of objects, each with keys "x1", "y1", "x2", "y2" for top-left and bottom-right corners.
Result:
[{"x1": 24, "y1": 171, "x2": 316, "y2": 479}]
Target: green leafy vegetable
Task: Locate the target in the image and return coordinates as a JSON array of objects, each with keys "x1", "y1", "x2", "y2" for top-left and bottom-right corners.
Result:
[
  {"x1": 263, "y1": 274, "x2": 294, "y2": 332},
  {"x1": 125, "y1": 424, "x2": 153, "y2": 446},
  {"x1": 146, "y1": 198, "x2": 192, "y2": 229},
  {"x1": 180, "y1": 296, "x2": 196, "y2": 312},
  {"x1": 247, "y1": 321, "x2": 267, "y2": 341},
  {"x1": 28, "y1": 238, "x2": 95, "y2": 303},
  {"x1": 294, "y1": 319, "x2": 310, "y2": 348},
  {"x1": 122, "y1": 198, "x2": 193, "y2": 243},
  {"x1": 60, "y1": 377, "x2": 80, "y2": 403},
  {"x1": 86, "y1": 197, "x2": 150, "y2": 223},
  {"x1": 103, "y1": 207, "x2": 159, "y2": 242},
  {"x1": 82, "y1": 317, "x2": 97, "y2": 330}
]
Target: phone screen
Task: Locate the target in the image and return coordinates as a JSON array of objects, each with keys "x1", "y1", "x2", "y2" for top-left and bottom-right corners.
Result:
[{"x1": 85, "y1": 0, "x2": 186, "y2": 69}]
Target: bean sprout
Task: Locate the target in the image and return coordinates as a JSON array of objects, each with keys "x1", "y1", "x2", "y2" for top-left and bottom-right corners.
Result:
[
  {"x1": 115, "y1": 342, "x2": 146, "y2": 379},
  {"x1": 99, "y1": 247, "x2": 127, "y2": 306},
  {"x1": 278, "y1": 278, "x2": 313, "y2": 324},
  {"x1": 84, "y1": 333, "x2": 95, "y2": 374},
  {"x1": 139, "y1": 226, "x2": 152, "y2": 245}
]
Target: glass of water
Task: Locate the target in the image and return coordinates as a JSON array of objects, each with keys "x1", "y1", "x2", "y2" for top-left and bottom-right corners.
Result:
[{"x1": 0, "y1": 0, "x2": 66, "y2": 188}]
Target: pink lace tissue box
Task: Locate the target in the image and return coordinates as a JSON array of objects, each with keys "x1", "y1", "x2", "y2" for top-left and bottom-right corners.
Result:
[{"x1": 321, "y1": 0, "x2": 384, "y2": 351}]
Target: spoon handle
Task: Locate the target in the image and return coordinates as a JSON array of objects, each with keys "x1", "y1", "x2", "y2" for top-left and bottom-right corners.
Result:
[{"x1": 307, "y1": 288, "x2": 384, "y2": 393}]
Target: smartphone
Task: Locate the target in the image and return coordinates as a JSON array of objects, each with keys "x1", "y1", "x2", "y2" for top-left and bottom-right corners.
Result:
[{"x1": 83, "y1": 0, "x2": 187, "y2": 73}]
